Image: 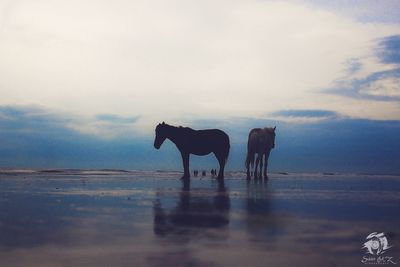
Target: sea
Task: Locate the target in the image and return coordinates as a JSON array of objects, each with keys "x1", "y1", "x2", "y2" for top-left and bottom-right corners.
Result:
[{"x1": 0, "y1": 169, "x2": 399, "y2": 267}]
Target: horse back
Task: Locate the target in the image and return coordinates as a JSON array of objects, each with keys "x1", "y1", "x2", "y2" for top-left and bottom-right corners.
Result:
[
  {"x1": 247, "y1": 128, "x2": 261, "y2": 149},
  {"x1": 180, "y1": 128, "x2": 229, "y2": 155},
  {"x1": 197, "y1": 129, "x2": 229, "y2": 144},
  {"x1": 248, "y1": 128, "x2": 273, "y2": 152}
]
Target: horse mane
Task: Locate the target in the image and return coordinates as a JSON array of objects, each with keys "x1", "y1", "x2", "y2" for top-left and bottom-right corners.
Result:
[
  {"x1": 263, "y1": 127, "x2": 275, "y2": 134},
  {"x1": 158, "y1": 123, "x2": 194, "y2": 132},
  {"x1": 158, "y1": 122, "x2": 176, "y2": 129}
]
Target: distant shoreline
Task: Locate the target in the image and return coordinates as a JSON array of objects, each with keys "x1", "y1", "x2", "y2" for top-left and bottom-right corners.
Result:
[{"x1": 0, "y1": 168, "x2": 399, "y2": 177}]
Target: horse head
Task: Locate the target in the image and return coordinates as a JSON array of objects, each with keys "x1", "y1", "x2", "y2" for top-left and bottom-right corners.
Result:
[
  {"x1": 271, "y1": 126, "x2": 276, "y2": 148},
  {"x1": 154, "y1": 122, "x2": 167, "y2": 149}
]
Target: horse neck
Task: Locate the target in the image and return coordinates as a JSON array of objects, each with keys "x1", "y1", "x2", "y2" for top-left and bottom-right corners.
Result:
[
  {"x1": 260, "y1": 130, "x2": 274, "y2": 151},
  {"x1": 164, "y1": 125, "x2": 181, "y2": 144},
  {"x1": 266, "y1": 134, "x2": 274, "y2": 150}
]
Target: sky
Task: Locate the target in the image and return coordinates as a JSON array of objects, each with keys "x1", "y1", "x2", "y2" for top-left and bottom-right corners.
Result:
[{"x1": 0, "y1": 0, "x2": 399, "y2": 173}]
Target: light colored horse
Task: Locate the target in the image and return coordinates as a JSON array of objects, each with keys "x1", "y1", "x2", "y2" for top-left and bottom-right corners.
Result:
[{"x1": 245, "y1": 127, "x2": 276, "y2": 179}]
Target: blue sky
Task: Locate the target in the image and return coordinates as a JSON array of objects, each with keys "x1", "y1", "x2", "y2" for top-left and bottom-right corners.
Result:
[{"x1": 0, "y1": 0, "x2": 399, "y2": 172}]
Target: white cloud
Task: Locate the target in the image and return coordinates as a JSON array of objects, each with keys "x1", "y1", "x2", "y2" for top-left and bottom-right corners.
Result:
[
  {"x1": 361, "y1": 77, "x2": 400, "y2": 98},
  {"x1": 67, "y1": 116, "x2": 140, "y2": 139},
  {"x1": 0, "y1": 0, "x2": 400, "y2": 133}
]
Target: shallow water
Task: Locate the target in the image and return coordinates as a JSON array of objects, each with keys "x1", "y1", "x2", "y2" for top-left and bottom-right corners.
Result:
[{"x1": 0, "y1": 170, "x2": 399, "y2": 267}]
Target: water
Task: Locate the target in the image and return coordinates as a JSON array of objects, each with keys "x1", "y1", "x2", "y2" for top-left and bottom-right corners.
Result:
[{"x1": 0, "y1": 170, "x2": 399, "y2": 266}]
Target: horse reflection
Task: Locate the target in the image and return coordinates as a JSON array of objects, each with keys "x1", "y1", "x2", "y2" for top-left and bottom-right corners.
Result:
[
  {"x1": 153, "y1": 180, "x2": 230, "y2": 240},
  {"x1": 245, "y1": 179, "x2": 282, "y2": 242}
]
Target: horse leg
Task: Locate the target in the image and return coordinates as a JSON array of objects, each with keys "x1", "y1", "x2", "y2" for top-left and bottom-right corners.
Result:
[
  {"x1": 254, "y1": 154, "x2": 260, "y2": 179},
  {"x1": 259, "y1": 154, "x2": 264, "y2": 179},
  {"x1": 180, "y1": 152, "x2": 190, "y2": 179},
  {"x1": 246, "y1": 159, "x2": 251, "y2": 180},
  {"x1": 214, "y1": 152, "x2": 226, "y2": 180},
  {"x1": 246, "y1": 150, "x2": 254, "y2": 180},
  {"x1": 264, "y1": 150, "x2": 271, "y2": 179}
]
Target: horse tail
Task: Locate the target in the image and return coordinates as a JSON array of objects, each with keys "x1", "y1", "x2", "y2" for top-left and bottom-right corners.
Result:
[
  {"x1": 245, "y1": 149, "x2": 255, "y2": 168},
  {"x1": 227, "y1": 142, "x2": 230, "y2": 162},
  {"x1": 245, "y1": 138, "x2": 254, "y2": 169},
  {"x1": 225, "y1": 135, "x2": 230, "y2": 163},
  {"x1": 245, "y1": 129, "x2": 259, "y2": 168}
]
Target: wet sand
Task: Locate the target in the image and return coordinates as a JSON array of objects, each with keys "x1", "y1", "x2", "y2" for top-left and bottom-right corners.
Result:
[{"x1": 0, "y1": 170, "x2": 399, "y2": 267}]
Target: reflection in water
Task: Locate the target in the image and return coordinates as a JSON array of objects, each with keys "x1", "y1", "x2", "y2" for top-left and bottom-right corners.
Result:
[
  {"x1": 245, "y1": 179, "x2": 285, "y2": 243},
  {"x1": 1, "y1": 172, "x2": 400, "y2": 267},
  {"x1": 153, "y1": 179, "x2": 230, "y2": 240}
]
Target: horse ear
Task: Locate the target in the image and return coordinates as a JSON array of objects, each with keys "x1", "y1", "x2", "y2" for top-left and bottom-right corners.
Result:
[
  {"x1": 162, "y1": 121, "x2": 165, "y2": 125},
  {"x1": 273, "y1": 126, "x2": 276, "y2": 130}
]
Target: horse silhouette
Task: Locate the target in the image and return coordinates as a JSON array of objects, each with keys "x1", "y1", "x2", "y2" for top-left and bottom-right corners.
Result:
[
  {"x1": 154, "y1": 122, "x2": 230, "y2": 180},
  {"x1": 245, "y1": 127, "x2": 276, "y2": 179}
]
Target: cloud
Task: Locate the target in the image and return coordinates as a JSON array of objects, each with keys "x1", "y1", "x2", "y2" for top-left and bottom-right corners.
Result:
[
  {"x1": 268, "y1": 109, "x2": 339, "y2": 123},
  {"x1": 0, "y1": 105, "x2": 73, "y2": 134},
  {"x1": 287, "y1": 0, "x2": 400, "y2": 24},
  {"x1": 0, "y1": 0, "x2": 400, "y2": 127},
  {"x1": 326, "y1": 68, "x2": 400, "y2": 101},
  {"x1": 69, "y1": 113, "x2": 142, "y2": 138},
  {"x1": 376, "y1": 35, "x2": 400, "y2": 64},
  {"x1": 0, "y1": 2, "x2": 399, "y2": 172},
  {"x1": 0, "y1": 105, "x2": 141, "y2": 138},
  {"x1": 95, "y1": 114, "x2": 140, "y2": 124},
  {"x1": 360, "y1": 76, "x2": 400, "y2": 99},
  {"x1": 344, "y1": 58, "x2": 363, "y2": 75},
  {"x1": 320, "y1": 34, "x2": 400, "y2": 120},
  {"x1": 270, "y1": 109, "x2": 338, "y2": 121},
  {"x1": 0, "y1": 105, "x2": 154, "y2": 169}
]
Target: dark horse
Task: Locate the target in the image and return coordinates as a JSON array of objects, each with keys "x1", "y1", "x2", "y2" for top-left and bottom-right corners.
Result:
[
  {"x1": 154, "y1": 122, "x2": 230, "y2": 180},
  {"x1": 245, "y1": 127, "x2": 276, "y2": 179}
]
